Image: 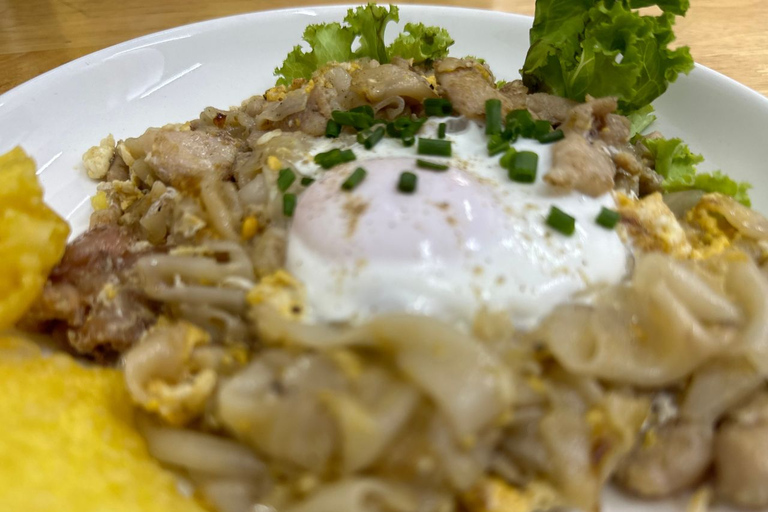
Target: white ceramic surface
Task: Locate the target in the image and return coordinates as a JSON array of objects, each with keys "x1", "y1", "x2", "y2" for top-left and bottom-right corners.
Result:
[{"x1": 0, "y1": 5, "x2": 764, "y2": 511}]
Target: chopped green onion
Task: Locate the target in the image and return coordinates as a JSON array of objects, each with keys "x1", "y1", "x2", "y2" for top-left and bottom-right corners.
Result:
[
  {"x1": 546, "y1": 206, "x2": 575, "y2": 236},
  {"x1": 508, "y1": 152, "x2": 538, "y2": 183},
  {"x1": 387, "y1": 116, "x2": 427, "y2": 139},
  {"x1": 331, "y1": 110, "x2": 372, "y2": 131},
  {"x1": 314, "y1": 148, "x2": 356, "y2": 169},
  {"x1": 350, "y1": 105, "x2": 375, "y2": 118},
  {"x1": 394, "y1": 117, "x2": 412, "y2": 130},
  {"x1": 416, "y1": 159, "x2": 449, "y2": 171},
  {"x1": 402, "y1": 134, "x2": 416, "y2": 147},
  {"x1": 485, "y1": 99, "x2": 502, "y2": 135},
  {"x1": 418, "y1": 138, "x2": 452, "y2": 157},
  {"x1": 398, "y1": 171, "x2": 418, "y2": 193},
  {"x1": 537, "y1": 129, "x2": 565, "y2": 144},
  {"x1": 501, "y1": 126, "x2": 520, "y2": 142},
  {"x1": 277, "y1": 168, "x2": 296, "y2": 191},
  {"x1": 595, "y1": 207, "x2": 621, "y2": 229},
  {"x1": 438, "y1": 122, "x2": 447, "y2": 139},
  {"x1": 424, "y1": 98, "x2": 452, "y2": 117},
  {"x1": 505, "y1": 109, "x2": 536, "y2": 138},
  {"x1": 532, "y1": 120, "x2": 552, "y2": 140},
  {"x1": 301, "y1": 177, "x2": 315, "y2": 186},
  {"x1": 363, "y1": 126, "x2": 386, "y2": 149},
  {"x1": 356, "y1": 129, "x2": 369, "y2": 145},
  {"x1": 325, "y1": 119, "x2": 341, "y2": 138},
  {"x1": 342, "y1": 167, "x2": 367, "y2": 191},
  {"x1": 283, "y1": 193, "x2": 297, "y2": 217},
  {"x1": 487, "y1": 134, "x2": 509, "y2": 156},
  {"x1": 499, "y1": 147, "x2": 518, "y2": 169}
]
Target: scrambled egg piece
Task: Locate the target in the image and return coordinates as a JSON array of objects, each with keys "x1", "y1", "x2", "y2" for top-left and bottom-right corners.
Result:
[
  {"x1": 0, "y1": 336, "x2": 207, "y2": 512},
  {"x1": 617, "y1": 192, "x2": 746, "y2": 260},
  {"x1": 0, "y1": 148, "x2": 70, "y2": 329},
  {"x1": 82, "y1": 134, "x2": 115, "y2": 179},
  {"x1": 685, "y1": 196, "x2": 739, "y2": 259},
  {"x1": 247, "y1": 270, "x2": 306, "y2": 319},
  {"x1": 128, "y1": 320, "x2": 217, "y2": 426},
  {"x1": 616, "y1": 192, "x2": 692, "y2": 258},
  {"x1": 463, "y1": 477, "x2": 562, "y2": 512}
]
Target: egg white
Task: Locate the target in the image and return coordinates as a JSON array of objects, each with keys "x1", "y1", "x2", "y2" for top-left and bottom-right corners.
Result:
[{"x1": 282, "y1": 118, "x2": 628, "y2": 328}]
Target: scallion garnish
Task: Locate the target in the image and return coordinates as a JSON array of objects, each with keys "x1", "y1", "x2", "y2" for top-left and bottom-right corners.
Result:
[
  {"x1": 314, "y1": 148, "x2": 356, "y2": 169},
  {"x1": 325, "y1": 119, "x2": 341, "y2": 138},
  {"x1": 418, "y1": 138, "x2": 452, "y2": 157},
  {"x1": 485, "y1": 99, "x2": 502, "y2": 135},
  {"x1": 438, "y1": 123, "x2": 447, "y2": 139},
  {"x1": 595, "y1": 207, "x2": 621, "y2": 229},
  {"x1": 416, "y1": 159, "x2": 449, "y2": 171},
  {"x1": 332, "y1": 110, "x2": 373, "y2": 131},
  {"x1": 350, "y1": 105, "x2": 375, "y2": 118},
  {"x1": 402, "y1": 134, "x2": 416, "y2": 147},
  {"x1": 283, "y1": 193, "x2": 297, "y2": 217},
  {"x1": 499, "y1": 147, "x2": 518, "y2": 169},
  {"x1": 532, "y1": 120, "x2": 552, "y2": 140},
  {"x1": 398, "y1": 171, "x2": 418, "y2": 193},
  {"x1": 387, "y1": 116, "x2": 427, "y2": 139},
  {"x1": 424, "y1": 98, "x2": 453, "y2": 117},
  {"x1": 277, "y1": 168, "x2": 296, "y2": 191},
  {"x1": 301, "y1": 177, "x2": 315, "y2": 186},
  {"x1": 487, "y1": 134, "x2": 509, "y2": 156},
  {"x1": 537, "y1": 129, "x2": 565, "y2": 144},
  {"x1": 363, "y1": 126, "x2": 386, "y2": 149},
  {"x1": 506, "y1": 109, "x2": 535, "y2": 138},
  {"x1": 546, "y1": 206, "x2": 575, "y2": 236},
  {"x1": 342, "y1": 167, "x2": 367, "y2": 191},
  {"x1": 508, "y1": 152, "x2": 538, "y2": 183}
]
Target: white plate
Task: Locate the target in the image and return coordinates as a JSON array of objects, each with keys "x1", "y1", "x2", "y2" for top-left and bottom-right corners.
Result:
[{"x1": 0, "y1": 5, "x2": 760, "y2": 511}]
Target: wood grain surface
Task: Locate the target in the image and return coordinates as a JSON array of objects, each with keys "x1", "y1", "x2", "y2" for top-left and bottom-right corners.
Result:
[{"x1": 1, "y1": 0, "x2": 766, "y2": 96}]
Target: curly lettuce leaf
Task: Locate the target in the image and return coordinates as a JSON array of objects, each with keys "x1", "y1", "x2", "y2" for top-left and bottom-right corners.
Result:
[
  {"x1": 643, "y1": 137, "x2": 752, "y2": 206},
  {"x1": 521, "y1": 0, "x2": 694, "y2": 113},
  {"x1": 667, "y1": 171, "x2": 752, "y2": 207},
  {"x1": 346, "y1": 3, "x2": 400, "y2": 63},
  {"x1": 274, "y1": 3, "x2": 454, "y2": 86},
  {"x1": 388, "y1": 23, "x2": 454, "y2": 63},
  {"x1": 627, "y1": 105, "x2": 657, "y2": 137}
]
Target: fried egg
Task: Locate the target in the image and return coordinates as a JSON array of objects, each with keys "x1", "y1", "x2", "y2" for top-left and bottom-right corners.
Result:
[{"x1": 284, "y1": 119, "x2": 628, "y2": 328}]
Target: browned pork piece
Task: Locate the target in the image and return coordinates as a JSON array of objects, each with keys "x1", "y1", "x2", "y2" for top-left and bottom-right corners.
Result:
[
  {"x1": 434, "y1": 57, "x2": 527, "y2": 119},
  {"x1": 524, "y1": 91, "x2": 578, "y2": 125},
  {"x1": 145, "y1": 130, "x2": 239, "y2": 190},
  {"x1": 544, "y1": 97, "x2": 626, "y2": 196},
  {"x1": 543, "y1": 96, "x2": 662, "y2": 197},
  {"x1": 615, "y1": 421, "x2": 714, "y2": 497},
  {"x1": 21, "y1": 225, "x2": 158, "y2": 360},
  {"x1": 715, "y1": 391, "x2": 768, "y2": 508}
]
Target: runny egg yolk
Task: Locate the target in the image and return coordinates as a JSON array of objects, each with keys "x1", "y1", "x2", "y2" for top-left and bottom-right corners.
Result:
[{"x1": 285, "y1": 120, "x2": 628, "y2": 328}]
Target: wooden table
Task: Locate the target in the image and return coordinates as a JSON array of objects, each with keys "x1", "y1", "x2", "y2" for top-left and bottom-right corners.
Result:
[{"x1": 1, "y1": 0, "x2": 766, "y2": 97}]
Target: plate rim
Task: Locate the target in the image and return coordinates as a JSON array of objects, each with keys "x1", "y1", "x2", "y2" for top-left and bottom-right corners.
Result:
[{"x1": 2, "y1": 4, "x2": 767, "y2": 110}]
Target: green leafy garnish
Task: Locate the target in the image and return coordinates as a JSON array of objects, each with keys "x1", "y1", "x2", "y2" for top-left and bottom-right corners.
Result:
[
  {"x1": 274, "y1": 4, "x2": 454, "y2": 86},
  {"x1": 627, "y1": 105, "x2": 657, "y2": 138},
  {"x1": 643, "y1": 137, "x2": 752, "y2": 206},
  {"x1": 521, "y1": 0, "x2": 694, "y2": 113},
  {"x1": 388, "y1": 23, "x2": 454, "y2": 63}
]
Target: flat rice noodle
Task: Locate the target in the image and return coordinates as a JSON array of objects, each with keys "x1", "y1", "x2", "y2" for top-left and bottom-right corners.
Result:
[
  {"x1": 285, "y1": 479, "x2": 417, "y2": 512},
  {"x1": 253, "y1": 309, "x2": 514, "y2": 439}
]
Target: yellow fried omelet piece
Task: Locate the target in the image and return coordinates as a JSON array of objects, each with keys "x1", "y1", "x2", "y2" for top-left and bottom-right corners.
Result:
[
  {"x1": 463, "y1": 477, "x2": 563, "y2": 512},
  {"x1": 0, "y1": 336, "x2": 208, "y2": 512},
  {"x1": 0, "y1": 148, "x2": 70, "y2": 329},
  {"x1": 616, "y1": 192, "x2": 740, "y2": 260}
]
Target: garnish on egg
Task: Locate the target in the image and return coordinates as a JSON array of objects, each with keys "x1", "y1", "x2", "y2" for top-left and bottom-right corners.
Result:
[
  {"x1": 546, "y1": 206, "x2": 576, "y2": 236},
  {"x1": 398, "y1": 171, "x2": 418, "y2": 193}
]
